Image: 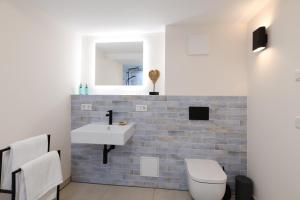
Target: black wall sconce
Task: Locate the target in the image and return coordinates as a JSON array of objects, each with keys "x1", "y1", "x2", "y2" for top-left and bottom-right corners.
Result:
[{"x1": 253, "y1": 26, "x2": 268, "y2": 53}]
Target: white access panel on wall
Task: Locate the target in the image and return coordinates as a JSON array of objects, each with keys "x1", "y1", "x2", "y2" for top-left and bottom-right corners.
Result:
[
  {"x1": 295, "y1": 69, "x2": 300, "y2": 82},
  {"x1": 140, "y1": 157, "x2": 159, "y2": 177},
  {"x1": 296, "y1": 117, "x2": 300, "y2": 129},
  {"x1": 187, "y1": 34, "x2": 209, "y2": 55}
]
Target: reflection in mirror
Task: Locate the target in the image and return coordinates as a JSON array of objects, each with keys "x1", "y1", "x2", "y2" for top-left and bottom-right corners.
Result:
[{"x1": 95, "y1": 42, "x2": 143, "y2": 86}]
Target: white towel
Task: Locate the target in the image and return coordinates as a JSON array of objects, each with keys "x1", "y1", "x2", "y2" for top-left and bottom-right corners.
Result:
[
  {"x1": 1, "y1": 135, "x2": 48, "y2": 190},
  {"x1": 18, "y1": 151, "x2": 63, "y2": 200},
  {"x1": 1, "y1": 150, "x2": 11, "y2": 190}
]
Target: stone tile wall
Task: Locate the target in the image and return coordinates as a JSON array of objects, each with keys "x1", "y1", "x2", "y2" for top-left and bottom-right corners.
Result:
[{"x1": 71, "y1": 95, "x2": 247, "y2": 190}]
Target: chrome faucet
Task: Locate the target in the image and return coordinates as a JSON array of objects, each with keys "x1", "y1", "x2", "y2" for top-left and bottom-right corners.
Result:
[{"x1": 106, "y1": 110, "x2": 113, "y2": 125}]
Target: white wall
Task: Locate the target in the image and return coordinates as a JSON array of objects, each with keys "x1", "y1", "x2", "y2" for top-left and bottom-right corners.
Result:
[
  {"x1": 165, "y1": 23, "x2": 248, "y2": 96},
  {"x1": 0, "y1": 0, "x2": 80, "y2": 182},
  {"x1": 95, "y1": 52, "x2": 123, "y2": 85},
  {"x1": 81, "y1": 33, "x2": 165, "y2": 95},
  {"x1": 247, "y1": 0, "x2": 300, "y2": 199}
]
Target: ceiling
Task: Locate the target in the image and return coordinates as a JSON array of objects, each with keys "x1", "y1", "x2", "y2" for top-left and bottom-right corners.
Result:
[{"x1": 13, "y1": 0, "x2": 271, "y2": 34}]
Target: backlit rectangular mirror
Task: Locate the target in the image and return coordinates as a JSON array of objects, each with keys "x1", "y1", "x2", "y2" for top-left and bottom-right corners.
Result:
[{"x1": 95, "y1": 42, "x2": 143, "y2": 86}]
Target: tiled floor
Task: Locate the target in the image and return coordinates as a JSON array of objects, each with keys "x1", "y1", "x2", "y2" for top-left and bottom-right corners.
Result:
[
  {"x1": 60, "y1": 182, "x2": 192, "y2": 200},
  {"x1": 0, "y1": 182, "x2": 235, "y2": 200}
]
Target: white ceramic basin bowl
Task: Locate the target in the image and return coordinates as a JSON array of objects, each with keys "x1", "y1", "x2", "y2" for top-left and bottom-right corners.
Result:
[{"x1": 71, "y1": 123, "x2": 135, "y2": 145}]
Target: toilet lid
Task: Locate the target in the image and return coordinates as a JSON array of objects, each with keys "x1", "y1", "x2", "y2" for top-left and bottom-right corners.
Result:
[{"x1": 185, "y1": 159, "x2": 227, "y2": 184}]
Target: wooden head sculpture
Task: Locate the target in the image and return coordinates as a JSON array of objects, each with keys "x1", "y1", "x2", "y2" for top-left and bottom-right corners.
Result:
[{"x1": 148, "y1": 69, "x2": 160, "y2": 92}]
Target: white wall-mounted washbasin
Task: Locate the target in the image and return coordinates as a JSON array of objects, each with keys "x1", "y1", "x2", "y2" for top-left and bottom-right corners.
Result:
[{"x1": 71, "y1": 123, "x2": 135, "y2": 145}]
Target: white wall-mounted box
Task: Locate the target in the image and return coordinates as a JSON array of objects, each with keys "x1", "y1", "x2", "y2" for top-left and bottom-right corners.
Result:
[
  {"x1": 296, "y1": 69, "x2": 300, "y2": 81},
  {"x1": 140, "y1": 157, "x2": 159, "y2": 177},
  {"x1": 81, "y1": 104, "x2": 93, "y2": 111},
  {"x1": 136, "y1": 105, "x2": 147, "y2": 112},
  {"x1": 296, "y1": 116, "x2": 300, "y2": 129}
]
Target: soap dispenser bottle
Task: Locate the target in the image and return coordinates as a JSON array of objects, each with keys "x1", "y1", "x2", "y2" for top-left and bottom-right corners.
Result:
[
  {"x1": 85, "y1": 83, "x2": 89, "y2": 95},
  {"x1": 79, "y1": 83, "x2": 85, "y2": 95}
]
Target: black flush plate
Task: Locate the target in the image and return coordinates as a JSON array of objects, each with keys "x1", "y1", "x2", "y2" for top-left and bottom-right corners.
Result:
[{"x1": 189, "y1": 107, "x2": 209, "y2": 120}]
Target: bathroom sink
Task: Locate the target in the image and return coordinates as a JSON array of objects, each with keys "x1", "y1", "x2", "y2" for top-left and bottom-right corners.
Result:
[{"x1": 71, "y1": 123, "x2": 135, "y2": 145}]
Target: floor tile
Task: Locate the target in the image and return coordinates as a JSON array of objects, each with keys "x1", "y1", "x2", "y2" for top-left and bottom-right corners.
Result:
[
  {"x1": 60, "y1": 182, "x2": 195, "y2": 200},
  {"x1": 102, "y1": 185, "x2": 154, "y2": 200},
  {"x1": 60, "y1": 182, "x2": 109, "y2": 200},
  {"x1": 2, "y1": 182, "x2": 234, "y2": 200},
  {"x1": 154, "y1": 189, "x2": 192, "y2": 200}
]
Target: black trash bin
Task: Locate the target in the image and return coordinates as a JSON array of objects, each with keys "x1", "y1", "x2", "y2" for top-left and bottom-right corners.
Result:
[{"x1": 235, "y1": 175, "x2": 253, "y2": 200}]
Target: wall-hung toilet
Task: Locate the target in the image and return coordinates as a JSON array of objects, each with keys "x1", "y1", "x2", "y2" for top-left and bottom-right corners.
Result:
[{"x1": 185, "y1": 159, "x2": 227, "y2": 200}]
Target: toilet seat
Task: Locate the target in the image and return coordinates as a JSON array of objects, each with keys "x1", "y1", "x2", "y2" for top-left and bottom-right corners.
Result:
[{"x1": 185, "y1": 159, "x2": 227, "y2": 184}]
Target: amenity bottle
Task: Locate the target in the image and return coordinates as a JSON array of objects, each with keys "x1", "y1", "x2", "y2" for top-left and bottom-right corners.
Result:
[
  {"x1": 85, "y1": 83, "x2": 89, "y2": 95},
  {"x1": 79, "y1": 83, "x2": 85, "y2": 95}
]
